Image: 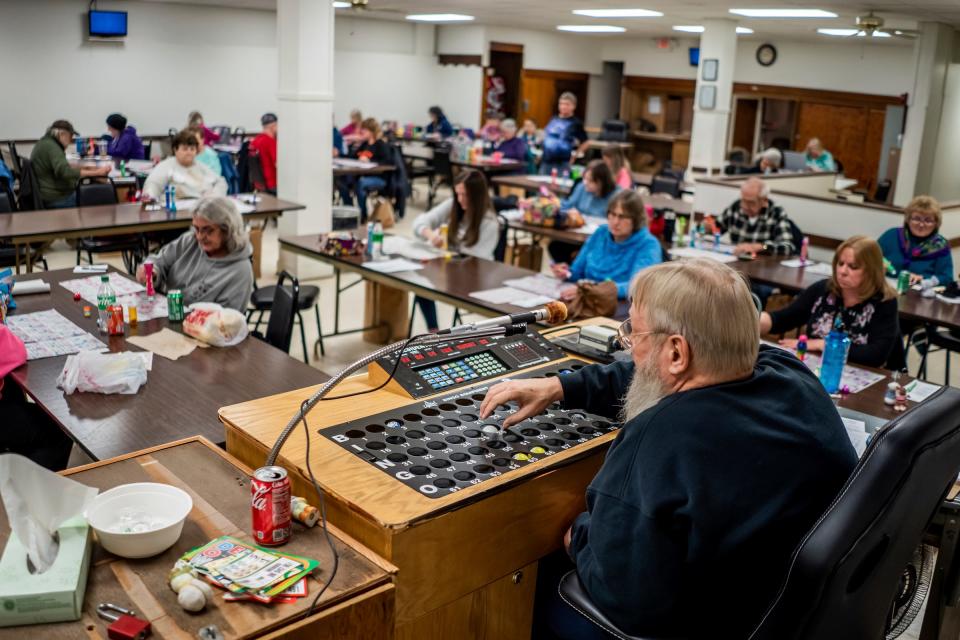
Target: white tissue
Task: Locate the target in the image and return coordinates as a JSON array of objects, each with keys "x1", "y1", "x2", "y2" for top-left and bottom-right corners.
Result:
[{"x1": 0, "y1": 454, "x2": 98, "y2": 573}]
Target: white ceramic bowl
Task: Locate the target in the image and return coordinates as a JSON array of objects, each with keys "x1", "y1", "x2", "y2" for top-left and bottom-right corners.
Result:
[{"x1": 84, "y1": 482, "x2": 193, "y2": 558}]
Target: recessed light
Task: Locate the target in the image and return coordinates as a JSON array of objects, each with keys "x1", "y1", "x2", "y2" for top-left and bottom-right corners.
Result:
[
  {"x1": 405, "y1": 13, "x2": 475, "y2": 22},
  {"x1": 332, "y1": 1, "x2": 350, "y2": 7},
  {"x1": 730, "y1": 8, "x2": 838, "y2": 18},
  {"x1": 672, "y1": 25, "x2": 754, "y2": 34},
  {"x1": 817, "y1": 28, "x2": 891, "y2": 38},
  {"x1": 557, "y1": 25, "x2": 627, "y2": 33},
  {"x1": 572, "y1": 9, "x2": 663, "y2": 18}
]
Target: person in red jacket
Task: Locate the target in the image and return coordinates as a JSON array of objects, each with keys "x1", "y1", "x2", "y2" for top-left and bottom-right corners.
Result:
[{"x1": 250, "y1": 113, "x2": 278, "y2": 193}]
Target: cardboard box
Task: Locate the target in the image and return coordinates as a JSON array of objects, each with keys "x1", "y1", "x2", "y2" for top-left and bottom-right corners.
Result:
[{"x1": 0, "y1": 516, "x2": 91, "y2": 626}]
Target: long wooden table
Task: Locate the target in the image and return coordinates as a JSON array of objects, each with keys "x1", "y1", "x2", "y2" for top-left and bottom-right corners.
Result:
[
  {"x1": 332, "y1": 161, "x2": 395, "y2": 177},
  {"x1": 732, "y1": 255, "x2": 960, "y2": 332},
  {"x1": 280, "y1": 233, "x2": 549, "y2": 343},
  {"x1": 0, "y1": 194, "x2": 305, "y2": 273},
  {"x1": 493, "y1": 172, "x2": 661, "y2": 197},
  {"x1": 0, "y1": 437, "x2": 394, "y2": 640},
  {"x1": 8, "y1": 268, "x2": 328, "y2": 460}
]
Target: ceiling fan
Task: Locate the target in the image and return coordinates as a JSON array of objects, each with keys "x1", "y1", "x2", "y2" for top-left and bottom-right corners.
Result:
[
  {"x1": 850, "y1": 12, "x2": 919, "y2": 39},
  {"x1": 338, "y1": 0, "x2": 403, "y2": 16}
]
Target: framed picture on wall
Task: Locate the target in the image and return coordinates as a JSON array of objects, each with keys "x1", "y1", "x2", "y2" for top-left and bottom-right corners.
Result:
[
  {"x1": 702, "y1": 58, "x2": 719, "y2": 82},
  {"x1": 699, "y1": 85, "x2": 717, "y2": 110}
]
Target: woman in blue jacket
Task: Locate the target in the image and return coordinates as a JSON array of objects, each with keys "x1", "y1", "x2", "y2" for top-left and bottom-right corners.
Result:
[
  {"x1": 877, "y1": 195, "x2": 954, "y2": 286},
  {"x1": 426, "y1": 106, "x2": 454, "y2": 138},
  {"x1": 552, "y1": 190, "x2": 662, "y2": 301}
]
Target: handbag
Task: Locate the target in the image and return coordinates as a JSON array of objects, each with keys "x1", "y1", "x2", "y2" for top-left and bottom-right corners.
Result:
[{"x1": 566, "y1": 280, "x2": 618, "y2": 320}]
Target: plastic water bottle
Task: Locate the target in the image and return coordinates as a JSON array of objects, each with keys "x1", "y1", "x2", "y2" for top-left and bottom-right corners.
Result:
[
  {"x1": 372, "y1": 222, "x2": 384, "y2": 260},
  {"x1": 663, "y1": 210, "x2": 676, "y2": 246},
  {"x1": 819, "y1": 317, "x2": 851, "y2": 394},
  {"x1": 169, "y1": 185, "x2": 177, "y2": 212},
  {"x1": 365, "y1": 222, "x2": 375, "y2": 258},
  {"x1": 96, "y1": 274, "x2": 117, "y2": 335}
]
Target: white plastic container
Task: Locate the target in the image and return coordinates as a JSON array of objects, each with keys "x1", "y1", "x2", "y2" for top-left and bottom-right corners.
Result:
[{"x1": 84, "y1": 483, "x2": 193, "y2": 558}]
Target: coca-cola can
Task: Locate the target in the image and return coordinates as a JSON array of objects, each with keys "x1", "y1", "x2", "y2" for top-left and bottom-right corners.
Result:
[{"x1": 251, "y1": 466, "x2": 291, "y2": 546}]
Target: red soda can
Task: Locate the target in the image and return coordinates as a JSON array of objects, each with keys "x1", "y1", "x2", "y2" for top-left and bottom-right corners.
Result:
[
  {"x1": 108, "y1": 305, "x2": 125, "y2": 336},
  {"x1": 251, "y1": 466, "x2": 291, "y2": 546}
]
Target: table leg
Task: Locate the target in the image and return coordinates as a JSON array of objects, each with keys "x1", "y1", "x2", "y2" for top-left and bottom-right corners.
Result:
[
  {"x1": 14, "y1": 242, "x2": 22, "y2": 274},
  {"x1": 363, "y1": 281, "x2": 409, "y2": 344},
  {"x1": 26, "y1": 243, "x2": 34, "y2": 273}
]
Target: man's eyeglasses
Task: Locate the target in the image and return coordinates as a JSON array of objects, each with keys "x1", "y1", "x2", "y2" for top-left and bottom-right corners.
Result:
[{"x1": 616, "y1": 318, "x2": 664, "y2": 350}]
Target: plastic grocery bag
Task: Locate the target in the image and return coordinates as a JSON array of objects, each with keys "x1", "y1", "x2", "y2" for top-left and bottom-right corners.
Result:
[
  {"x1": 181, "y1": 302, "x2": 248, "y2": 347},
  {"x1": 57, "y1": 351, "x2": 148, "y2": 395}
]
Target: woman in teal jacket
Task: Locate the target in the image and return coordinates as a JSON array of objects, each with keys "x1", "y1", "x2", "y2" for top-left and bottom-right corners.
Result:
[{"x1": 552, "y1": 190, "x2": 662, "y2": 300}]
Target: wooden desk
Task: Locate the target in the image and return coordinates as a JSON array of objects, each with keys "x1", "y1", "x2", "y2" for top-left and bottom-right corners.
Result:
[
  {"x1": 732, "y1": 256, "x2": 960, "y2": 332},
  {"x1": 492, "y1": 173, "x2": 683, "y2": 198},
  {"x1": 451, "y1": 157, "x2": 525, "y2": 177},
  {"x1": 0, "y1": 194, "x2": 304, "y2": 273},
  {"x1": 8, "y1": 268, "x2": 328, "y2": 460},
  {"x1": 280, "y1": 234, "x2": 548, "y2": 343},
  {"x1": 0, "y1": 437, "x2": 394, "y2": 640},
  {"x1": 219, "y1": 325, "x2": 615, "y2": 639}
]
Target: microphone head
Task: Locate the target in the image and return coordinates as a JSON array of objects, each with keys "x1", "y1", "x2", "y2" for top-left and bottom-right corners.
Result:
[{"x1": 544, "y1": 301, "x2": 568, "y2": 325}]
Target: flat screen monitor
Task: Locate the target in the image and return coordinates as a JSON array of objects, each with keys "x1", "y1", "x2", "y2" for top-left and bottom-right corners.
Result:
[
  {"x1": 89, "y1": 10, "x2": 128, "y2": 37},
  {"x1": 783, "y1": 150, "x2": 807, "y2": 172},
  {"x1": 689, "y1": 47, "x2": 700, "y2": 66}
]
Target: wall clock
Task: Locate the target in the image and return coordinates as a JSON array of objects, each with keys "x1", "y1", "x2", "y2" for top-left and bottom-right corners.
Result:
[{"x1": 756, "y1": 43, "x2": 777, "y2": 66}]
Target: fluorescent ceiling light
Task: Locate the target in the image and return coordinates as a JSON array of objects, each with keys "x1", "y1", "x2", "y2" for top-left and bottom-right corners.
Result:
[
  {"x1": 818, "y1": 28, "x2": 891, "y2": 37},
  {"x1": 332, "y1": 1, "x2": 350, "y2": 7},
  {"x1": 557, "y1": 25, "x2": 627, "y2": 33},
  {"x1": 673, "y1": 25, "x2": 754, "y2": 34},
  {"x1": 730, "y1": 8, "x2": 838, "y2": 18},
  {"x1": 572, "y1": 9, "x2": 663, "y2": 18},
  {"x1": 405, "y1": 13, "x2": 475, "y2": 22}
]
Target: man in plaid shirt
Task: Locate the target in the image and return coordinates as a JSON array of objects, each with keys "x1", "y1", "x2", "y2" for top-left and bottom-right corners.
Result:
[{"x1": 718, "y1": 177, "x2": 797, "y2": 256}]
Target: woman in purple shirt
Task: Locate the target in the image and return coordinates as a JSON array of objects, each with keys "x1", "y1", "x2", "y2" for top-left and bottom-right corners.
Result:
[
  {"x1": 493, "y1": 119, "x2": 527, "y2": 173},
  {"x1": 105, "y1": 113, "x2": 145, "y2": 161}
]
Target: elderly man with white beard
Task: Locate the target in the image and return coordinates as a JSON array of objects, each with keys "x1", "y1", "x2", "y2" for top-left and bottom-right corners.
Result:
[{"x1": 480, "y1": 259, "x2": 857, "y2": 640}]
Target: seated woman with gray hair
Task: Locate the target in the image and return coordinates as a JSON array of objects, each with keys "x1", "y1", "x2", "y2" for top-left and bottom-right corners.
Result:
[
  {"x1": 136, "y1": 197, "x2": 253, "y2": 312},
  {"x1": 743, "y1": 147, "x2": 782, "y2": 175},
  {"x1": 492, "y1": 118, "x2": 527, "y2": 164}
]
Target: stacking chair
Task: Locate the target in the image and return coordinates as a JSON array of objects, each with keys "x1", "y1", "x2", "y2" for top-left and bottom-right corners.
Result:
[
  {"x1": 427, "y1": 143, "x2": 454, "y2": 209},
  {"x1": 248, "y1": 273, "x2": 324, "y2": 364},
  {"x1": 650, "y1": 175, "x2": 680, "y2": 198},
  {"x1": 254, "y1": 271, "x2": 299, "y2": 356},
  {"x1": 558, "y1": 386, "x2": 960, "y2": 640},
  {"x1": 598, "y1": 119, "x2": 629, "y2": 142},
  {"x1": 16, "y1": 157, "x2": 42, "y2": 211},
  {"x1": 247, "y1": 148, "x2": 268, "y2": 193},
  {"x1": 75, "y1": 178, "x2": 143, "y2": 274}
]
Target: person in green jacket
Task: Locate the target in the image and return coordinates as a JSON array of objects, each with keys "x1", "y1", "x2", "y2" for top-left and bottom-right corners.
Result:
[{"x1": 30, "y1": 120, "x2": 110, "y2": 208}]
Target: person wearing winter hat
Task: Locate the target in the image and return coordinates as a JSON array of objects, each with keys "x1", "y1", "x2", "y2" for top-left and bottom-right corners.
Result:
[{"x1": 106, "y1": 113, "x2": 146, "y2": 161}]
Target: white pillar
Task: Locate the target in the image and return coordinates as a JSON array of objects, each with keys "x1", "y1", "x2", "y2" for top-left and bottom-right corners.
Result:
[
  {"x1": 688, "y1": 19, "x2": 738, "y2": 174},
  {"x1": 895, "y1": 22, "x2": 954, "y2": 205},
  {"x1": 276, "y1": 0, "x2": 334, "y2": 277}
]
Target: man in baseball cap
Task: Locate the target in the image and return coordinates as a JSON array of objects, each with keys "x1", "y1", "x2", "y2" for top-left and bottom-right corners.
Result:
[{"x1": 30, "y1": 119, "x2": 110, "y2": 208}]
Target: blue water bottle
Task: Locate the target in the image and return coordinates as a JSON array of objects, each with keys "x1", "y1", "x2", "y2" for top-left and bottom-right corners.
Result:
[
  {"x1": 163, "y1": 184, "x2": 171, "y2": 210},
  {"x1": 169, "y1": 185, "x2": 177, "y2": 212},
  {"x1": 819, "y1": 317, "x2": 851, "y2": 394},
  {"x1": 76, "y1": 137, "x2": 84, "y2": 156}
]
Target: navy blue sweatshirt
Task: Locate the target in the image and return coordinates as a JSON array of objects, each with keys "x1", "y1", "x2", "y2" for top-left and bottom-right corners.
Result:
[{"x1": 560, "y1": 346, "x2": 856, "y2": 638}]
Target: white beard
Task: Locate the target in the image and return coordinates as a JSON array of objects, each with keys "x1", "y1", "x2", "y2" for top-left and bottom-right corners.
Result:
[{"x1": 619, "y1": 353, "x2": 667, "y2": 423}]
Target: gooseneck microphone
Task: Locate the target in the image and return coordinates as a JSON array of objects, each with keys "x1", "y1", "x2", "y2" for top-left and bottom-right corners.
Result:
[{"x1": 439, "y1": 301, "x2": 568, "y2": 335}]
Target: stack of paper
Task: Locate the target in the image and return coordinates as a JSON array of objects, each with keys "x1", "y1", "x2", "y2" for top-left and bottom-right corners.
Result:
[
  {"x1": 382, "y1": 235, "x2": 444, "y2": 261},
  {"x1": 6, "y1": 309, "x2": 104, "y2": 360},
  {"x1": 669, "y1": 247, "x2": 738, "y2": 263},
  {"x1": 502, "y1": 274, "x2": 564, "y2": 299},
  {"x1": 364, "y1": 258, "x2": 424, "y2": 274},
  {"x1": 469, "y1": 287, "x2": 554, "y2": 308},
  {"x1": 182, "y1": 535, "x2": 318, "y2": 605}
]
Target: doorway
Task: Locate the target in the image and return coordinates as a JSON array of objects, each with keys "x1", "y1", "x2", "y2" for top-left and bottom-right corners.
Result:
[
  {"x1": 486, "y1": 43, "x2": 523, "y2": 120},
  {"x1": 520, "y1": 70, "x2": 589, "y2": 130}
]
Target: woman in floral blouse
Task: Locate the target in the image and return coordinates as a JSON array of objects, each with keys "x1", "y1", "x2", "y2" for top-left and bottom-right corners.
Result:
[{"x1": 759, "y1": 236, "x2": 899, "y2": 367}]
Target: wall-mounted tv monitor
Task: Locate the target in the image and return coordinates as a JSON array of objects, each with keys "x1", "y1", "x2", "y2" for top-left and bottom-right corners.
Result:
[
  {"x1": 89, "y1": 10, "x2": 128, "y2": 37},
  {"x1": 689, "y1": 47, "x2": 700, "y2": 67}
]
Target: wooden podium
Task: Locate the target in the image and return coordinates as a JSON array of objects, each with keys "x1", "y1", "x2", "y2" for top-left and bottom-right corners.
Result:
[{"x1": 219, "y1": 324, "x2": 615, "y2": 640}]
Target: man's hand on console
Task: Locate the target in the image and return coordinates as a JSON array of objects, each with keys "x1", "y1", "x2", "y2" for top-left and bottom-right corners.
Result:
[{"x1": 479, "y1": 377, "x2": 564, "y2": 429}]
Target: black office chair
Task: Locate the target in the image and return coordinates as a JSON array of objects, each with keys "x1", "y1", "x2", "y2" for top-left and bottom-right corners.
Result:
[
  {"x1": 559, "y1": 386, "x2": 960, "y2": 640},
  {"x1": 918, "y1": 325, "x2": 960, "y2": 385},
  {"x1": 428, "y1": 143, "x2": 454, "y2": 209},
  {"x1": 493, "y1": 214, "x2": 509, "y2": 263},
  {"x1": 5, "y1": 142, "x2": 23, "y2": 178},
  {"x1": 385, "y1": 143, "x2": 411, "y2": 219},
  {"x1": 236, "y1": 140, "x2": 252, "y2": 193},
  {"x1": 255, "y1": 271, "x2": 299, "y2": 356},
  {"x1": 873, "y1": 179, "x2": 892, "y2": 204},
  {"x1": 16, "y1": 157, "x2": 42, "y2": 210},
  {"x1": 75, "y1": 178, "x2": 143, "y2": 274},
  {"x1": 248, "y1": 273, "x2": 324, "y2": 364},
  {"x1": 786, "y1": 217, "x2": 804, "y2": 257},
  {"x1": 650, "y1": 175, "x2": 680, "y2": 198},
  {"x1": 248, "y1": 148, "x2": 269, "y2": 194},
  {"x1": 0, "y1": 187, "x2": 48, "y2": 270},
  {"x1": 142, "y1": 141, "x2": 152, "y2": 160},
  {"x1": 598, "y1": 119, "x2": 629, "y2": 142},
  {"x1": 233, "y1": 126, "x2": 246, "y2": 140},
  {"x1": 211, "y1": 126, "x2": 232, "y2": 144}
]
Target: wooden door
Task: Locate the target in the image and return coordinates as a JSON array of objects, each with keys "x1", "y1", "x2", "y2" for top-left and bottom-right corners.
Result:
[
  {"x1": 794, "y1": 102, "x2": 885, "y2": 192},
  {"x1": 520, "y1": 70, "x2": 590, "y2": 129},
  {"x1": 731, "y1": 98, "x2": 759, "y2": 154}
]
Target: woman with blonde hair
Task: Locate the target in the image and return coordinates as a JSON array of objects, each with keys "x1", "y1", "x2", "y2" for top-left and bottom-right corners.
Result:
[
  {"x1": 338, "y1": 117, "x2": 393, "y2": 221},
  {"x1": 602, "y1": 146, "x2": 632, "y2": 190},
  {"x1": 759, "y1": 235, "x2": 899, "y2": 367},
  {"x1": 878, "y1": 195, "x2": 953, "y2": 285},
  {"x1": 187, "y1": 110, "x2": 220, "y2": 146}
]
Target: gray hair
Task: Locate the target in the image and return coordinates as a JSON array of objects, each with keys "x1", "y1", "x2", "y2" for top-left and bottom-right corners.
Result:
[
  {"x1": 758, "y1": 147, "x2": 782, "y2": 167},
  {"x1": 501, "y1": 118, "x2": 517, "y2": 133},
  {"x1": 559, "y1": 92, "x2": 578, "y2": 106},
  {"x1": 742, "y1": 176, "x2": 771, "y2": 199},
  {"x1": 193, "y1": 197, "x2": 247, "y2": 254}
]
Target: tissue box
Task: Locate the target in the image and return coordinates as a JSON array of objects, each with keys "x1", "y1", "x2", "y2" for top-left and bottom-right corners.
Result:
[{"x1": 0, "y1": 516, "x2": 91, "y2": 626}]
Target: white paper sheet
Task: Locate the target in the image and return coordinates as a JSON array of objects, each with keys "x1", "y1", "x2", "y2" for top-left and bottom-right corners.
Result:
[
  {"x1": 382, "y1": 235, "x2": 444, "y2": 261},
  {"x1": 11, "y1": 280, "x2": 50, "y2": 295},
  {"x1": 669, "y1": 247, "x2": 738, "y2": 263},
  {"x1": 780, "y1": 258, "x2": 817, "y2": 268},
  {"x1": 904, "y1": 379, "x2": 941, "y2": 403},
  {"x1": 502, "y1": 275, "x2": 564, "y2": 299},
  {"x1": 805, "y1": 262, "x2": 834, "y2": 276},
  {"x1": 841, "y1": 417, "x2": 869, "y2": 457},
  {"x1": 469, "y1": 287, "x2": 553, "y2": 308},
  {"x1": 364, "y1": 258, "x2": 424, "y2": 274},
  {"x1": 72, "y1": 264, "x2": 108, "y2": 274}
]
